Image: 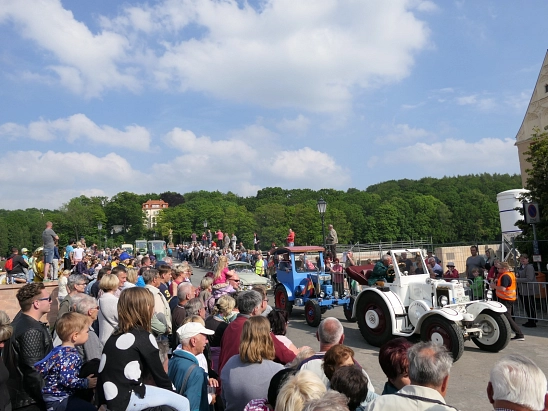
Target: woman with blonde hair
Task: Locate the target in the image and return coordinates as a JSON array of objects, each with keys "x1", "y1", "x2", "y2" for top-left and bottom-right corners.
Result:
[
  {"x1": 485, "y1": 247, "x2": 497, "y2": 271},
  {"x1": 205, "y1": 294, "x2": 237, "y2": 372},
  {"x1": 221, "y1": 316, "x2": 284, "y2": 411},
  {"x1": 122, "y1": 267, "x2": 138, "y2": 289},
  {"x1": 0, "y1": 311, "x2": 13, "y2": 411},
  {"x1": 212, "y1": 255, "x2": 230, "y2": 286},
  {"x1": 57, "y1": 269, "x2": 71, "y2": 303},
  {"x1": 72, "y1": 242, "x2": 84, "y2": 265},
  {"x1": 170, "y1": 264, "x2": 191, "y2": 296},
  {"x1": 98, "y1": 288, "x2": 189, "y2": 411},
  {"x1": 275, "y1": 370, "x2": 326, "y2": 411},
  {"x1": 97, "y1": 274, "x2": 120, "y2": 346}
]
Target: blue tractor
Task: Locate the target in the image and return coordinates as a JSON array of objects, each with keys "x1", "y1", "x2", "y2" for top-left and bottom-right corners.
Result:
[{"x1": 273, "y1": 246, "x2": 352, "y2": 326}]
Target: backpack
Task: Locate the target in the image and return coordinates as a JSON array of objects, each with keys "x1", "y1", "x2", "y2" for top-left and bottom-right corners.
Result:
[{"x1": 4, "y1": 257, "x2": 13, "y2": 272}]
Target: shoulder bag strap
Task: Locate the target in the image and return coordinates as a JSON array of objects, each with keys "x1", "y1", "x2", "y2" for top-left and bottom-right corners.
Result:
[
  {"x1": 178, "y1": 363, "x2": 198, "y2": 395},
  {"x1": 394, "y1": 392, "x2": 459, "y2": 410}
]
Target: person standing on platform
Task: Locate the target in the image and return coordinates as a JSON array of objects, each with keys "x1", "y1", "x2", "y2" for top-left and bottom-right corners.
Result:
[
  {"x1": 325, "y1": 225, "x2": 338, "y2": 259},
  {"x1": 42, "y1": 222, "x2": 59, "y2": 282}
]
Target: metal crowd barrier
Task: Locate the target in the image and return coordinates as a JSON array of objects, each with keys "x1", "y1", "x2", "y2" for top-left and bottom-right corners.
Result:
[{"x1": 449, "y1": 278, "x2": 547, "y2": 322}]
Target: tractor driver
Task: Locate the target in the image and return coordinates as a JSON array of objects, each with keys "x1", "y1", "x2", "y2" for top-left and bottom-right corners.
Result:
[
  {"x1": 279, "y1": 254, "x2": 292, "y2": 271},
  {"x1": 368, "y1": 254, "x2": 392, "y2": 286}
]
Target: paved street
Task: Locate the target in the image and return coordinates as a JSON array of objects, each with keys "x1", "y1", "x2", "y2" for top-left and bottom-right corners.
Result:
[{"x1": 186, "y1": 264, "x2": 548, "y2": 411}]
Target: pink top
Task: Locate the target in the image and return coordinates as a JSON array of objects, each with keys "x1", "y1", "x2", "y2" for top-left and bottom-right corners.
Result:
[
  {"x1": 332, "y1": 263, "x2": 344, "y2": 284},
  {"x1": 213, "y1": 267, "x2": 229, "y2": 285}
]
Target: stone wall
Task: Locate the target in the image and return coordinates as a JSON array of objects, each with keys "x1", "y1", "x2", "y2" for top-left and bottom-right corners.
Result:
[{"x1": 0, "y1": 282, "x2": 59, "y2": 325}]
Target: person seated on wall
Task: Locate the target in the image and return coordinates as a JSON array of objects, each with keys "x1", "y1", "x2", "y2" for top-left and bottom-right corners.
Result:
[{"x1": 368, "y1": 254, "x2": 392, "y2": 286}]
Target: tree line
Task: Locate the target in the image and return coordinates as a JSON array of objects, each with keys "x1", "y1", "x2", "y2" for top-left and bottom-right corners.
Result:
[{"x1": 0, "y1": 173, "x2": 524, "y2": 258}]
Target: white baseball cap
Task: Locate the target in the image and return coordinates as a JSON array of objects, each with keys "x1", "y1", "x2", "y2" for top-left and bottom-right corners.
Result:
[{"x1": 176, "y1": 322, "x2": 214, "y2": 340}]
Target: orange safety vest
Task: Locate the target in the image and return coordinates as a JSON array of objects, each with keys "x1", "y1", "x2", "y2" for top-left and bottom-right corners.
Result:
[{"x1": 496, "y1": 271, "x2": 517, "y2": 301}]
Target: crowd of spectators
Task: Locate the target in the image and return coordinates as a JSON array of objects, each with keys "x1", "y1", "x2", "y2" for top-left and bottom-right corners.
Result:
[
  {"x1": 1, "y1": 226, "x2": 546, "y2": 411},
  {"x1": 2, "y1": 277, "x2": 547, "y2": 411}
]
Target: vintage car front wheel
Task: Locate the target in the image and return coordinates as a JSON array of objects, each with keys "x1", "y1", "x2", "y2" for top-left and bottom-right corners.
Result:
[
  {"x1": 471, "y1": 310, "x2": 511, "y2": 352},
  {"x1": 420, "y1": 316, "x2": 464, "y2": 361},
  {"x1": 356, "y1": 292, "x2": 392, "y2": 347}
]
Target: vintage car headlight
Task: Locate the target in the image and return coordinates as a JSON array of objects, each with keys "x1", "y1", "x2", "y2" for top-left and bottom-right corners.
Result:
[
  {"x1": 486, "y1": 290, "x2": 493, "y2": 300},
  {"x1": 319, "y1": 291, "x2": 325, "y2": 298},
  {"x1": 438, "y1": 295, "x2": 449, "y2": 307}
]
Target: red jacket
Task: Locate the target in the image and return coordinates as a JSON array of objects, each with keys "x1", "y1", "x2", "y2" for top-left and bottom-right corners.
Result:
[
  {"x1": 286, "y1": 232, "x2": 295, "y2": 244},
  {"x1": 218, "y1": 314, "x2": 296, "y2": 376}
]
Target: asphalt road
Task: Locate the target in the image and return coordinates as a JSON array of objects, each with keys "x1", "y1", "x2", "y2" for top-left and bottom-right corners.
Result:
[{"x1": 186, "y1": 264, "x2": 548, "y2": 411}]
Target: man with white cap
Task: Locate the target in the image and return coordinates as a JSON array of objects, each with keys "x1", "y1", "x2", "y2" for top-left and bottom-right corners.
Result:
[{"x1": 169, "y1": 322, "x2": 216, "y2": 411}]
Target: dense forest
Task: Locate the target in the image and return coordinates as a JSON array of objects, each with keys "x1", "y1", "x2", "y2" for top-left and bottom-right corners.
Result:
[{"x1": 0, "y1": 173, "x2": 524, "y2": 257}]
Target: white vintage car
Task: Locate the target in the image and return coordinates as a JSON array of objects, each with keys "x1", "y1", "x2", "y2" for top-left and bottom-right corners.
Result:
[{"x1": 346, "y1": 249, "x2": 510, "y2": 361}]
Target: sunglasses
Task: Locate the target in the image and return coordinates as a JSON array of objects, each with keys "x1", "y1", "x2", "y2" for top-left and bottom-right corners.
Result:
[
  {"x1": 232, "y1": 279, "x2": 241, "y2": 283},
  {"x1": 37, "y1": 296, "x2": 52, "y2": 302}
]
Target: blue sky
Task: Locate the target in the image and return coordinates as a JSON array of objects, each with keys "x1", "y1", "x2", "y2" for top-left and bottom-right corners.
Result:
[{"x1": 0, "y1": 0, "x2": 545, "y2": 210}]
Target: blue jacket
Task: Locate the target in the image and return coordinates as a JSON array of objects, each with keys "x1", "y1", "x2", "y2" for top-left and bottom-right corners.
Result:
[{"x1": 168, "y1": 350, "x2": 209, "y2": 411}]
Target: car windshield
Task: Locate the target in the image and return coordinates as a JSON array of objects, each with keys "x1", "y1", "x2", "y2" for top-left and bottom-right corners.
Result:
[
  {"x1": 149, "y1": 241, "x2": 165, "y2": 251},
  {"x1": 136, "y1": 241, "x2": 147, "y2": 248}
]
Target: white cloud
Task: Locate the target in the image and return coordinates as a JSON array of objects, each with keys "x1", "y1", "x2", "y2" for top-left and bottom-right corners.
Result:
[
  {"x1": 401, "y1": 102, "x2": 425, "y2": 110},
  {"x1": 268, "y1": 147, "x2": 350, "y2": 187},
  {"x1": 0, "y1": 114, "x2": 151, "y2": 150},
  {"x1": 456, "y1": 94, "x2": 496, "y2": 110},
  {"x1": 456, "y1": 95, "x2": 478, "y2": 105},
  {"x1": 505, "y1": 91, "x2": 530, "y2": 112},
  {"x1": 414, "y1": 1, "x2": 439, "y2": 12},
  {"x1": 376, "y1": 123, "x2": 435, "y2": 144},
  {"x1": 0, "y1": 0, "x2": 139, "y2": 98},
  {"x1": 276, "y1": 115, "x2": 311, "y2": 135},
  {"x1": 0, "y1": 150, "x2": 148, "y2": 209},
  {"x1": 390, "y1": 137, "x2": 519, "y2": 175},
  {"x1": 150, "y1": 0, "x2": 430, "y2": 112},
  {"x1": 2, "y1": 0, "x2": 430, "y2": 111},
  {"x1": 159, "y1": 126, "x2": 349, "y2": 190}
]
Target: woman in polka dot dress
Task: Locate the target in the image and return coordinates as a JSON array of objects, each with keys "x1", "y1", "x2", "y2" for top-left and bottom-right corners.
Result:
[{"x1": 97, "y1": 287, "x2": 189, "y2": 411}]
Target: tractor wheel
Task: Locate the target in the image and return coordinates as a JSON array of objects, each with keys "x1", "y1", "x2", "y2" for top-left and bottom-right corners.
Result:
[
  {"x1": 421, "y1": 316, "x2": 464, "y2": 361},
  {"x1": 274, "y1": 284, "x2": 293, "y2": 315},
  {"x1": 344, "y1": 296, "x2": 356, "y2": 323},
  {"x1": 472, "y1": 310, "x2": 511, "y2": 352},
  {"x1": 356, "y1": 292, "x2": 392, "y2": 347},
  {"x1": 305, "y1": 300, "x2": 322, "y2": 327}
]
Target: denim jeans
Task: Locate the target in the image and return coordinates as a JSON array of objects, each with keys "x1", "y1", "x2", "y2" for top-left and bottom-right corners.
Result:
[{"x1": 43, "y1": 247, "x2": 54, "y2": 264}]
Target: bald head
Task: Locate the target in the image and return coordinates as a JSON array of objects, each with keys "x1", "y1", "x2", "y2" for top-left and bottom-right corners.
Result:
[{"x1": 177, "y1": 282, "x2": 194, "y2": 302}]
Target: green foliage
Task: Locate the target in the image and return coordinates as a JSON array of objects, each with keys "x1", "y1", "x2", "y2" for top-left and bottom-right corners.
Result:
[
  {"x1": 517, "y1": 130, "x2": 548, "y2": 258},
  {"x1": 0, "y1": 173, "x2": 524, "y2": 256}
]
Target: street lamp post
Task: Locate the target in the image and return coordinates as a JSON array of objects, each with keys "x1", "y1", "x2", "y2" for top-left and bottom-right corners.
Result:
[
  {"x1": 317, "y1": 197, "x2": 327, "y2": 251},
  {"x1": 153, "y1": 232, "x2": 157, "y2": 240},
  {"x1": 97, "y1": 223, "x2": 103, "y2": 250},
  {"x1": 110, "y1": 229, "x2": 114, "y2": 249},
  {"x1": 203, "y1": 219, "x2": 207, "y2": 229}
]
